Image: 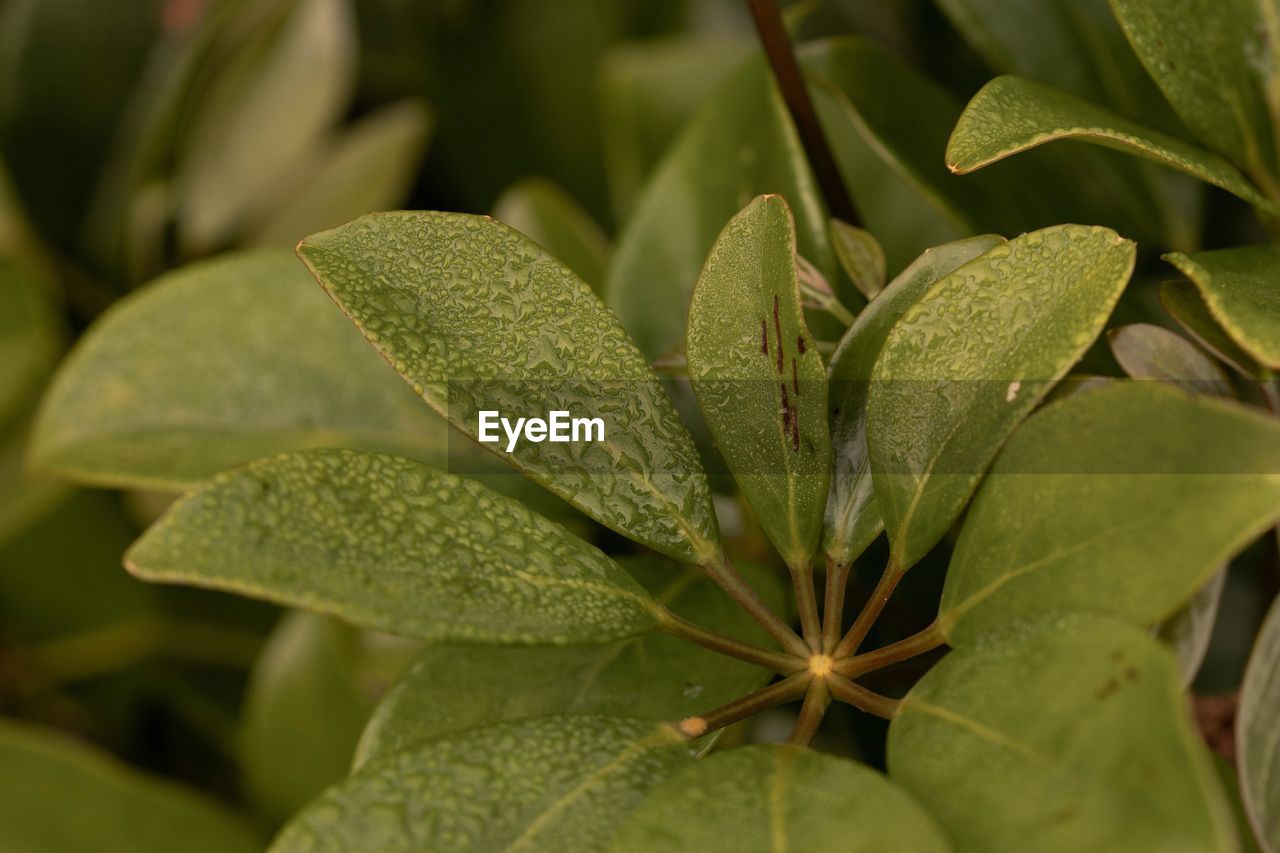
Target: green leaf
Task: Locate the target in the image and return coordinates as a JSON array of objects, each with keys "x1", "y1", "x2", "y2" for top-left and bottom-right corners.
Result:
[
  {"x1": 597, "y1": 37, "x2": 753, "y2": 220},
  {"x1": 353, "y1": 557, "x2": 788, "y2": 768},
  {"x1": 1159, "y1": 567, "x2": 1228, "y2": 689},
  {"x1": 250, "y1": 99, "x2": 432, "y2": 249},
  {"x1": 126, "y1": 448, "x2": 659, "y2": 644},
  {"x1": 604, "y1": 58, "x2": 835, "y2": 360},
  {"x1": 1108, "y1": 323, "x2": 1233, "y2": 396},
  {"x1": 297, "y1": 210, "x2": 720, "y2": 565},
  {"x1": 0, "y1": 412, "x2": 69, "y2": 547},
  {"x1": 0, "y1": 718, "x2": 260, "y2": 852},
  {"x1": 271, "y1": 715, "x2": 691, "y2": 853},
  {"x1": 1239, "y1": 592, "x2": 1280, "y2": 851},
  {"x1": 1109, "y1": 0, "x2": 1280, "y2": 184},
  {"x1": 493, "y1": 177, "x2": 612, "y2": 290},
  {"x1": 823, "y1": 234, "x2": 1004, "y2": 565},
  {"x1": 686, "y1": 196, "x2": 830, "y2": 569},
  {"x1": 176, "y1": 0, "x2": 356, "y2": 253},
  {"x1": 829, "y1": 219, "x2": 886, "y2": 301},
  {"x1": 1165, "y1": 247, "x2": 1280, "y2": 370},
  {"x1": 889, "y1": 614, "x2": 1236, "y2": 852},
  {"x1": 946, "y1": 76, "x2": 1274, "y2": 210},
  {"x1": 868, "y1": 225, "x2": 1134, "y2": 569},
  {"x1": 607, "y1": 745, "x2": 950, "y2": 852},
  {"x1": 0, "y1": 258, "x2": 60, "y2": 425},
  {"x1": 240, "y1": 613, "x2": 416, "y2": 824},
  {"x1": 31, "y1": 250, "x2": 447, "y2": 490},
  {"x1": 1161, "y1": 280, "x2": 1271, "y2": 380},
  {"x1": 939, "y1": 383, "x2": 1280, "y2": 644}
]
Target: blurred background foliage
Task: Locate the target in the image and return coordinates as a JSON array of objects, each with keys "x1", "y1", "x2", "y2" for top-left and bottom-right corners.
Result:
[{"x1": 0, "y1": 0, "x2": 1275, "y2": 841}]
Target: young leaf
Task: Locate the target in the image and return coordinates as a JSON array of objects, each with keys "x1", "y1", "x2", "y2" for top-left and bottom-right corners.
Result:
[
  {"x1": 353, "y1": 558, "x2": 788, "y2": 768},
  {"x1": 868, "y1": 225, "x2": 1134, "y2": 570},
  {"x1": 298, "y1": 211, "x2": 720, "y2": 565},
  {"x1": 1159, "y1": 567, "x2": 1228, "y2": 689},
  {"x1": 607, "y1": 745, "x2": 950, "y2": 852},
  {"x1": 250, "y1": 99, "x2": 432, "y2": 248},
  {"x1": 1108, "y1": 323, "x2": 1233, "y2": 396},
  {"x1": 126, "y1": 449, "x2": 659, "y2": 645},
  {"x1": 946, "y1": 76, "x2": 1274, "y2": 210},
  {"x1": 1166, "y1": 247, "x2": 1280, "y2": 369},
  {"x1": 829, "y1": 219, "x2": 886, "y2": 301},
  {"x1": 1109, "y1": 0, "x2": 1280, "y2": 184},
  {"x1": 823, "y1": 234, "x2": 1005, "y2": 566},
  {"x1": 493, "y1": 177, "x2": 612, "y2": 291},
  {"x1": 686, "y1": 196, "x2": 830, "y2": 569},
  {"x1": 0, "y1": 719, "x2": 260, "y2": 852},
  {"x1": 1161, "y1": 280, "x2": 1271, "y2": 380},
  {"x1": 1239, "y1": 592, "x2": 1280, "y2": 851},
  {"x1": 939, "y1": 383, "x2": 1280, "y2": 645},
  {"x1": 605, "y1": 59, "x2": 836, "y2": 360},
  {"x1": 889, "y1": 614, "x2": 1237, "y2": 852},
  {"x1": 31, "y1": 250, "x2": 447, "y2": 490},
  {"x1": 271, "y1": 716, "x2": 691, "y2": 852}
]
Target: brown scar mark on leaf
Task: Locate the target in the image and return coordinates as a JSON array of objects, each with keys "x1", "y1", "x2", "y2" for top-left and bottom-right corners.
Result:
[
  {"x1": 760, "y1": 319, "x2": 769, "y2": 355},
  {"x1": 1109, "y1": 649, "x2": 1124, "y2": 662},
  {"x1": 773, "y1": 294, "x2": 783, "y2": 374},
  {"x1": 796, "y1": 335, "x2": 807, "y2": 354},
  {"x1": 780, "y1": 383, "x2": 800, "y2": 452},
  {"x1": 1123, "y1": 666, "x2": 1139, "y2": 683},
  {"x1": 1095, "y1": 678, "x2": 1119, "y2": 700}
]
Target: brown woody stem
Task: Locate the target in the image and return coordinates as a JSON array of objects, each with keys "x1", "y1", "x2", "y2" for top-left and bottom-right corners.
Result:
[
  {"x1": 704, "y1": 553, "x2": 809, "y2": 657},
  {"x1": 787, "y1": 679, "x2": 831, "y2": 745},
  {"x1": 827, "y1": 673, "x2": 900, "y2": 719},
  {"x1": 832, "y1": 558, "x2": 904, "y2": 658},
  {"x1": 744, "y1": 0, "x2": 858, "y2": 225},
  {"x1": 678, "y1": 672, "x2": 811, "y2": 738},
  {"x1": 656, "y1": 609, "x2": 805, "y2": 675},
  {"x1": 834, "y1": 620, "x2": 947, "y2": 677},
  {"x1": 821, "y1": 556, "x2": 851, "y2": 653}
]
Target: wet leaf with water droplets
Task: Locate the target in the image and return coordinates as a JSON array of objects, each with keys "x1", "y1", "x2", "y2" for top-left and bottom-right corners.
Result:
[
  {"x1": 0, "y1": 718, "x2": 261, "y2": 852},
  {"x1": 353, "y1": 558, "x2": 788, "y2": 768},
  {"x1": 607, "y1": 745, "x2": 950, "y2": 852},
  {"x1": 1239, "y1": 592, "x2": 1280, "y2": 851},
  {"x1": 1161, "y1": 280, "x2": 1271, "y2": 380},
  {"x1": 823, "y1": 234, "x2": 1004, "y2": 566},
  {"x1": 271, "y1": 715, "x2": 691, "y2": 853},
  {"x1": 1165, "y1": 247, "x2": 1280, "y2": 370},
  {"x1": 493, "y1": 177, "x2": 612, "y2": 291},
  {"x1": 126, "y1": 448, "x2": 658, "y2": 644},
  {"x1": 939, "y1": 383, "x2": 1280, "y2": 645},
  {"x1": 889, "y1": 614, "x2": 1237, "y2": 852},
  {"x1": 30, "y1": 251, "x2": 447, "y2": 490},
  {"x1": 298, "y1": 211, "x2": 720, "y2": 565},
  {"x1": 868, "y1": 224, "x2": 1134, "y2": 569},
  {"x1": 686, "y1": 196, "x2": 830, "y2": 569}
]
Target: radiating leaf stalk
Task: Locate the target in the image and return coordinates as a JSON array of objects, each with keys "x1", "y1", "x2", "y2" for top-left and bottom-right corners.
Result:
[
  {"x1": 832, "y1": 558, "x2": 905, "y2": 658},
  {"x1": 820, "y1": 556, "x2": 851, "y2": 654},
  {"x1": 677, "y1": 672, "x2": 810, "y2": 739},
  {"x1": 827, "y1": 672, "x2": 900, "y2": 719},
  {"x1": 701, "y1": 553, "x2": 809, "y2": 658},
  {"x1": 652, "y1": 608, "x2": 805, "y2": 675},
  {"x1": 835, "y1": 621, "x2": 947, "y2": 679},
  {"x1": 787, "y1": 679, "x2": 831, "y2": 745}
]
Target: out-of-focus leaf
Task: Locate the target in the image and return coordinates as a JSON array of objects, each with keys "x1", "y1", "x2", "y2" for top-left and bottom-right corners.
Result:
[
  {"x1": 240, "y1": 612, "x2": 415, "y2": 825},
  {"x1": 890, "y1": 614, "x2": 1236, "y2": 851},
  {"x1": 686, "y1": 196, "x2": 830, "y2": 569},
  {"x1": 31, "y1": 250, "x2": 446, "y2": 490},
  {"x1": 250, "y1": 99, "x2": 431, "y2": 248},
  {"x1": 939, "y1": 383, "x2": 1280, "y2": 645},
  {"x1": 605, "y1": 58, "x2": 835, "y2": 361},
  {"x1": 176, "y1": 0, "x2": 356, "y2": 253},
  {"x1": 1162, "y1": 280, "x2": 1272, "y2": 380},
  {"x1": 0, "y1": 258, "x2": 60, "y2": 424},
  {"x1": 1108, "y1": 323, "x2": 1233, "y2": 396},
  {"x1": 1239, "y1": 592, "x2": 1280, "y2": 851},
  {"x1": 353, "y1": 557, "x2": 788, "y2": 768},
  {"x1": 0, "y1": 718, "x2": 260, "y2": 852},
  {"x1": 869, "y1": 225, "x2": 1134, "y2": 570},
  {"x1": 271, "y1": 716, "x2": 691, "y2": 852},
  {"x1": 946, "y1": 76, "x2": 1275, "y2": 211},
  {"x1": 1166, "y1": 247, "x2": 1280, "y2": 369},
  {"x1": 1110, "y1": 0, "x2": 1280, "y2": 184},
  {"x1": 126, "y1": 449, "x2": 659, "y2": 644},
  {"x1": 298, "y1": 211, "x2": 720, "y2": 565},
  {"x1": 598, "y1": 37, "x2": 753, "y2": 220},
  {"x1": 1160, "y1": 567, "x2": 1228, "y2": 689},
  {"x1": 608, "y1": 745, "x2": 950, "y2": 852},
  {"x1": 822, "y1": 234, "x2": 1003, "y2": 566},
  {"x1": 492, "y1": 176, "x2": 612, "y2": 290},
  {"x1": 829, "y1": 219, "x2": 885, "y2": 301},
  {"x1": 0, "y1": 414, "x2": 69, "y2": 548}
]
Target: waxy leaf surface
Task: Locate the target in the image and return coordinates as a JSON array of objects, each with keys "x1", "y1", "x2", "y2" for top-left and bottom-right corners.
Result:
[
  {"x1": 271, "y1": 716, "x2": 691, "y2": 853},
  {"x1": 1161, "y1": 280, "x2": 1271, "y2": 379},
  {"x1": 608, "y1": 745, "x2": 950, "y2": 852},
  {"x1": 687, "y1": 196, "x2": 830, "y2": 568},
  {"x1": 298, "y1": 211, "x2": 719, "y2": 565},
  {"x1": 940, "y1": 383, "x2": 1280, "y2": 644},
  {"x1": 868, "y1": 225, "x2": 1134, "y2": 569},
  {"x1": 127, "y1": 449, "x2": 657, "y2": 644},
  {"x1": 493, "y1": 177, "x2": 612, "y2": 291},
  {"x1": 1166, "y1": 247, "x2": 1280, "y2": 369}
]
